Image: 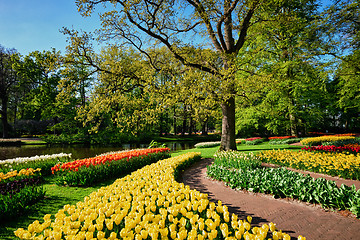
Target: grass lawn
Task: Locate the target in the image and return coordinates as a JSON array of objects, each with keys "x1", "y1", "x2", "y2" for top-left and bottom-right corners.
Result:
[
  {"x1": 21, "y1": 140, "x2": 47, "y2": 145},
  {"x1": 0, "y1": 142, "x2": 301, "y2": 239}
]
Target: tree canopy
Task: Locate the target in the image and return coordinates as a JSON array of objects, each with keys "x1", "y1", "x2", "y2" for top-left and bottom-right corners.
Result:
[{"x1": 1, "y1": 0, "x2": 359, "y2": 143}]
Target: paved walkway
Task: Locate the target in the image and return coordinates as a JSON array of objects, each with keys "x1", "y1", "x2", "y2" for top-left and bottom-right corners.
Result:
[{"x1": 180, "y1": 159, "x2": 360, "y2": 240}]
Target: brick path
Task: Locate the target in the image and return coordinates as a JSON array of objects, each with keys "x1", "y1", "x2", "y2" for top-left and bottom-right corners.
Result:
[{"x1": 180, "y1": 158, "x2": 360, "y2": 240}]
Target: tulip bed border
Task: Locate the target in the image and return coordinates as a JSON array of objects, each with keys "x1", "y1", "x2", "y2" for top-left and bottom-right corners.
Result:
[
  {"x1": 52, "y1": 148, "x2": 171, "y2": 186},
  {"x1": 258, "y1": 149, "x2": 360, "y2": 180},
  {"x1": 0, "y1": 153, "x2": 72, "y2": 176},
  {"x1": 14, "y1": 153, "x2": 300, "y2": 240},
  {"x1": 300, "y1": 135, "x2": 356, "y2": 146},
  {"x1": 302, "y1": 145, "x2": 360, "y2": 154},
  {"x1": 0, "y1": 168, "x2": 44, "y2": 221},
  {"x1": 207, "y1": 151, "x2": 360, "y2": 218}
]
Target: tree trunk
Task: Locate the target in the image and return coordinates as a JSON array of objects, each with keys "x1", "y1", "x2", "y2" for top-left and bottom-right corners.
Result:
[
  {"x1": 181, "y1": 107, "x2": 187, "y2": 136},
  {"x1": 181, "y1": 117, "x2": 186, "y2": 136},
  {"x1": 201, "y1": 118, "x2": 208, "y2": 135},
  {"x1": 189, "y1": 116, "x2": 193, "y2": 136},
  {"x1": 1, "y1": 95, "x2": 9, "y2": 138},
  {"x1": 289, "y1": 113, "x2": 298, "y2": 137},
  {"x1": 220, "y1": 96, "x2": 237, "y2": 151},
  {"x1": 173, "y1": 106, "x2": 177, "y2": 135}
]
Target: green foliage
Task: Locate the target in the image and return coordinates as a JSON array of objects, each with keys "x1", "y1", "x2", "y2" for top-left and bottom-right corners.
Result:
[
  {"x1": 0, "y1": 185, "x2": 45, "y2": 222},
  {"x1": 322, "y1": 137, "x2": 360, "y2": 147},
  {"x1": 244, "y1": 138, "x2": 265, "y2": 145},
  {"x1": 234, "y1": 0, "x2": 332, "y2": 136},
  {"x1": 207, "y1": 152, "x2": 360, "y2": 217},
  {"x1": 14, "y1": 49, "x2": 62, "y2": 121},
  {"x1": 148, "y1": 140, "x2": 166, "y2": 149}
]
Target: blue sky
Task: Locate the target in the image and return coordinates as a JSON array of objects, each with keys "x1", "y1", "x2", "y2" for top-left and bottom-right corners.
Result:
[
  {"x1": 0, "y1": 0, "x2": 334, "y2": 56},
  {"x1": 0, "y1": 0, "x2": 102, "y2": 55}
]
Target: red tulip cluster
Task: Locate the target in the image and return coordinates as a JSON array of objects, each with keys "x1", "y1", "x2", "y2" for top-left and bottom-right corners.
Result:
[
  {"x1": 51, "y1": 148, "x2": 170, "y2": 174},
  {"x1": 268, "y1": 136, "x2": 295, "y2": 140},
  {"x1": 245, "y1": 137, "x2": 263, "y2": 141},
  {"x1": 302, "y1": 145, "x2": 360, "y2": 154}
]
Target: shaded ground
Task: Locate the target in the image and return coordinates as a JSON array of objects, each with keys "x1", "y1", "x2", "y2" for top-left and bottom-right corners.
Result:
[{"x1": 181, "y1": 158, "x2": 360, "y2": 240}]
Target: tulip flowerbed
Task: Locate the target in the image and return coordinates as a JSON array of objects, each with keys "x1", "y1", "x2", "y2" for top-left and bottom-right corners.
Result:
[
  {"x1": 258, "y1": 149, "x2": 360, "y2": 180},
  {"x1": 207, "y1": 151, "x2": 360, "y2": 217},
  {"x1": 0, "y1": 153, "x2": 72, "y2": 176},
  {"x1": 302, "y1": 145, "x2": 360, "y2": 154},
  {"x1": 1, "y1": 168, "x2": 44, "y2": 221},
  {"x1": 268, "y1": 137, "x2": 303, "y2": 145},
  {"x1": 268, "y1": 136, "x2": 295, "y2": 140},
  {"x1": 52, "y1": 148, "x2": 170, "y2": 186},
  {"x1": 194, "y1": 141, "x2": 221, "y2": 148},
  {"x1": 241, "y1": 137, "x2": 265, "y2": 145},
  {"x1": 15, "y1": 152, "x2": 299, "y2": 240},
  {"x1": 300, "y1": 135, "x2": 355, "y2": 146}
]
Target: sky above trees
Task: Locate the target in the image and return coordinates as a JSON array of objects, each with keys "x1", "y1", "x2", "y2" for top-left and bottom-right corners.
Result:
[
  {"x1": 0, "y1": 0, "x2": 101, "y2": 55},
  {"x1": 1, "y1": 0, "x2": 333, "y2": 55}
]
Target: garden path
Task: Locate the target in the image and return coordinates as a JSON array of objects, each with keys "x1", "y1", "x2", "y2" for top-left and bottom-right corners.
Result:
[{"x1": 181, "y1": 158, "x2": 360, "y2": 240}]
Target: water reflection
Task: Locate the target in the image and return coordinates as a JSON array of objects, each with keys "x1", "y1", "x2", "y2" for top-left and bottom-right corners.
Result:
[{"x1": 0, "y1": 142, "x2": 195, "y2": 160}]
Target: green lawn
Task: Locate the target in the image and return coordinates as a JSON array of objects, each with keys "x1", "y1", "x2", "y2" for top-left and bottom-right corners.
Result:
[
  {"x1": 0, "y1": 142, "x2": 301, "y2": 239},
  {"x1": 0, "y1": 176, "x2": 115, "y2": 240}
]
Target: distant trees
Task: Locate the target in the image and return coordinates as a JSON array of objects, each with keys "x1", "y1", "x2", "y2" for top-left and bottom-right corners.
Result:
[
  {"x1": 327, "y1": 0, "x2": 360, "y2": 131},
  {"x1": 0, "y1": 46, "x2": 20, "y2": 138},
  {"x1": 1, "y1": 0, "x2": 359, "y2": 141},
  {"x1": 234, "y1": 0, "x2": 360, "y2": 136}
]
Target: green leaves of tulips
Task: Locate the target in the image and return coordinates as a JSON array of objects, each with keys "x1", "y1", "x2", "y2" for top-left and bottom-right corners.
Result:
[{"x1": 207, "y1": 152, "x2": 360, "y2": 217}]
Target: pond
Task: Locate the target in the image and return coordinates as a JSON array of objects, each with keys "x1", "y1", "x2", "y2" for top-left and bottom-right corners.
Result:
[{"x1": 0, "y1": 142, "x2": 195, "y2": 160}]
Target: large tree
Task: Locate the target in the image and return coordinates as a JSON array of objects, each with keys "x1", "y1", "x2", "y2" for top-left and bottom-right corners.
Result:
[
  {"x1": 237, "y1": 0, "x2": 326, "y2": 136},
  {"x1": 75, "y1": 0, "x2": 289, "y2": 150}
]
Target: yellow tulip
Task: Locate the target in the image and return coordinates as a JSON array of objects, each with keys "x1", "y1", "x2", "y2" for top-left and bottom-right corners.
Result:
[
  {"x1": 244, "y1": 222, "x2": 251, "y2": 231},
  {"x1": 96, "y1": 231, "x2": 105, "y2": 239},
  {"x1": 235, "y1": 230, "x2": 242, "y2": 239},
  {"x1": 138, "y1": 229, "x2": 147, "y2": 239},
  {"x1": 105, "y1": 219, "x2": 114, "y2": 231},
  {"x1": 220, "y1": 223, "x2": 229, "y2": 237},
  {"x1": 269, "y1": 222, "x2": 276, "y2": 232},
  {"x1": 178, "y1": 229, "x2": 188, "y2": 240},
  {"x1": 170, "y1": 231, "x2": 177, "y2": 239},
  {"x1": 283, "y1": 234, "x2": 291, "y2": 240},
  {"x1": 159, "y1": 228, "x2": 169, "y2": 238}
]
